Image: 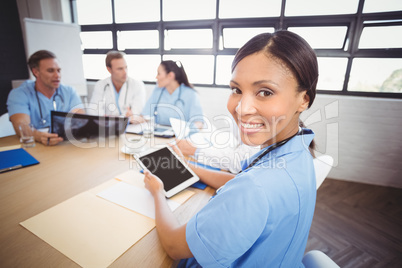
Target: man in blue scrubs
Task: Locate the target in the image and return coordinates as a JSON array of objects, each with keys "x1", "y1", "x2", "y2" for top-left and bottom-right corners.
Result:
[{"x1": 7, "y1": 50, "x2": 83, "y2": 146}]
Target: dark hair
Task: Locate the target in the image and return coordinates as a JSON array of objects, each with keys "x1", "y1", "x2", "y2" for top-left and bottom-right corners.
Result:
[
  {"x1": 27, "y1": 50, "x2": 56, "y2": 73},
  {"x1": 232, "y1": 30, "x2": 318, "y2": 108},
  {"x1": 106, "y1": 50, "x2": 125, "y2": 68},
  {"x1": 160, "y1": 60, "x2": 193, "y2": 88},
  {"x1": 232, "y1": 30, "x2": 318, "y2": 155}
]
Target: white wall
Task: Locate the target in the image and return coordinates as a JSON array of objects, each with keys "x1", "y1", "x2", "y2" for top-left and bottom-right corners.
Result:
[{"x1": 16, "y1": 0, "x2": 70, "y2": 52}]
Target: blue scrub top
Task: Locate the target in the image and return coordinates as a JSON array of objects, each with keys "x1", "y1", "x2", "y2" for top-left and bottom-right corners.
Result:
[
  {"x1": 141, "y1": 84, "x2": 204, "y2": 126},
  {"x1": 180, "y1": 129, "x2": 316, "y2": 267},
  {"x1": 7, "y1": 80, "x2": 83, "y2": 129}
]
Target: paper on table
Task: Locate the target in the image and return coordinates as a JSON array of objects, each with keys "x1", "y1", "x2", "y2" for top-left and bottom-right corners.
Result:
[
  {"x1": 125, "y1": 122, "x2": 147, "y2": 134},
  {"x1": 20, "y1": 191, "x2": 155, "y2": 268},
  {"x1": 112, "y1": 169, "x2": 196, "y2": 205},
  {"x1": 0, "y1": 144, "x2": 21, "y2": 152},
  {"x1": 97, "y1": 181, "x2": 180, "y2": 219},
  {"x1": 19, "y1": 170, "x2": 195, "y2": 268}
]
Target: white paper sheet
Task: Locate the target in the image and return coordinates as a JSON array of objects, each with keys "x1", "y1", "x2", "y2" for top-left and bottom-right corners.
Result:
[{"x1": 97, "y1": 181, "x2": 180, "y2": 219}]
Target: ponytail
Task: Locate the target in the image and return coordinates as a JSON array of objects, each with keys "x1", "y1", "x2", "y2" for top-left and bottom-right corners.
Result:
[
  {"x1": 160, "y1": 60, "x2": 193, "y2": 88},
  {"x1": 299, "y1": 120, "x2": 315, "y2": 157}
]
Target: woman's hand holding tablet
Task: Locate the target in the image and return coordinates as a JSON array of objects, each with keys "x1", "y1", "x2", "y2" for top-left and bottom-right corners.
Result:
[{"x1": 135, "y1": 145, "x2": 199, "y2": 198}]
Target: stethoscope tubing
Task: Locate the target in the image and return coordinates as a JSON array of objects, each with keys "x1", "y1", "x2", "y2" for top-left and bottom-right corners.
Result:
[
  {"x1": 153, "y1": 84, "x2": 184, "y2": 116},
  {"x1": 35, "y1": 87, "x2": 64, "y2": 126},
  {"x1": 103, "y1": 80, "x2": 129, "y2": 108}
]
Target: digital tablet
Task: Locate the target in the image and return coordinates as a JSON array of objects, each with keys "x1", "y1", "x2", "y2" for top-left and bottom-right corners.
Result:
[{"x1": 134, "y1": 145, "x2": 199, "y2": 198}]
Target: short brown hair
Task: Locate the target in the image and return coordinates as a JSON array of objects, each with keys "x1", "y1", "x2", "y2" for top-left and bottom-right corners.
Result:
[
  {"x1": 105, "y1": 51, "x2": 125, "y2": 68},
  {"x1": 27, "y1": 50, "x2": 56, "y2": 73}
]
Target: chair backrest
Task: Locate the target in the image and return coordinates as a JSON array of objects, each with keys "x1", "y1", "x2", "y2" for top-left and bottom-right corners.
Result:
[
  {"x1": 313, "y1": 155, "x2": 334, "y2": 189},
  {"x1": 303, "y1": 250, "x2": 340, "y2": 268},
  {"x1": 0, "y1": 113, "x2": 16, "y2": 138}
]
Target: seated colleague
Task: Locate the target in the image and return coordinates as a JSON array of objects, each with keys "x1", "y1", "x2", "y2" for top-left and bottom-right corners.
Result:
[
  {"x1": 7, "y1": 50, "x2": 84, "y2": 146},
  {"x1": 141, "y1": 60, "x2": 204, "y2": 128},
  {"x1": 144, "y1": 30, "x2": 318, "y2": 267},
  {"x1": 89, "y1": 51, "x2": 146, "y2": 119}
]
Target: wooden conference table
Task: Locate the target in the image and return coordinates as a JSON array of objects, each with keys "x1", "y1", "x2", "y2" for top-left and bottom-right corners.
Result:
[{"x1": 0, "y1": 134, "x2": 215, "y2": 267}]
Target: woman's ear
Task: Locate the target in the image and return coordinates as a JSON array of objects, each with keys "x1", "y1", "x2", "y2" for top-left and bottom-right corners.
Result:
[
  {"x1": 167, "y1": 71, "x2": 177, "y2": 81},
  {"x1": 297, "y1": 91, "x2": 310, "y2": 113}
]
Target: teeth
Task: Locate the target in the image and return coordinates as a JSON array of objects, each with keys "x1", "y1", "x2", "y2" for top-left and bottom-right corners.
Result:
[{"x1": 241, "y1": 122, "x2": 263, "y2": 129}]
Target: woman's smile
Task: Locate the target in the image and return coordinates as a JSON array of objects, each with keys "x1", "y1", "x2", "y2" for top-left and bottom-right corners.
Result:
[{"x1": 238, "y1": 120, "x2": 264, "y2": 134}]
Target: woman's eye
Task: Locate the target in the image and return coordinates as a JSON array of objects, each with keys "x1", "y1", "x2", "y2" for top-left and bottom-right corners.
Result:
[
  {"x1": 257, "y1": 90, "x2": 273, "y2": 97},
  {"x1": 231, "y1": 87, "x2": 242, "y2": 94}
]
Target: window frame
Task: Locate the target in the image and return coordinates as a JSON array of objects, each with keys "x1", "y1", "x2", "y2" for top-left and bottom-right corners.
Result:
[{"x1": 71, "y1": 0, "x2": 402, "y2": 99}]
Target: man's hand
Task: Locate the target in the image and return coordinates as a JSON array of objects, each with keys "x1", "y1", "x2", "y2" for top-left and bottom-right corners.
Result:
[{"x1": 35, "y1": 131, "x2": 63, "y2": 146}]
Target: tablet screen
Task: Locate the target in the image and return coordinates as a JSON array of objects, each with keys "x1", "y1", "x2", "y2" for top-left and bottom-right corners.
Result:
[{"x1": 138, "y1": 147, "x2": 193, "y2": 192}]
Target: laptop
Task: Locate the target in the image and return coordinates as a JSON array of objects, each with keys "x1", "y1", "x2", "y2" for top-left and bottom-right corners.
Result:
[{"x1": 51, "y1": 111, "x2": 129, "y2": 140}]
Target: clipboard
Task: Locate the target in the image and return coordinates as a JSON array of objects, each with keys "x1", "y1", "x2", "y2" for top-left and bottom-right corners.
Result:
[{"x1": 0, "y1": 148, "x2": 39, "y2": 173}]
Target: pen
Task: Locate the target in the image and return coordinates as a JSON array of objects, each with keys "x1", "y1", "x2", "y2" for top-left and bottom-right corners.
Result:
[{"x1": 0, "y1": 164, "x2": 23, "y2": 173}]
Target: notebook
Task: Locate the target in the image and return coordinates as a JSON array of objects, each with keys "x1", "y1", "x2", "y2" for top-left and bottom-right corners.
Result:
[{"x1": 0, "y1": 148, "x2": 39, "y2": 173}]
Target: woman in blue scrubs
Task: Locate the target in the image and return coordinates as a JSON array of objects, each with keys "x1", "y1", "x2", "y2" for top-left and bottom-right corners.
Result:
[
  {"x1": 144, "y1": 30, "x2": 318, "y2": 267},
  {"x1": 141, "y1": 60, "x2": 204, "y2": 128}
]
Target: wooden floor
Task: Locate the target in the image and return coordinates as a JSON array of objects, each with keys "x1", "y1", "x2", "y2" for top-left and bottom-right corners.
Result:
[{"x1": 305, "y1": 178, "x2": 402, "y2": 268}]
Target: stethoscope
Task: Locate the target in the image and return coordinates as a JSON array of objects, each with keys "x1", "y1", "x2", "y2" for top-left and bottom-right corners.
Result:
[
  {"x1": 35, "y1": 87, "x2": 64, "y2": 127},
  {"x1": 103, "y1": 80, "x2": 129, "y2": 111},
  {"x1": 210, "y1": 128, "x2": 312, "y2": 200},
  {"x1": 153, "y1": 84, "x2": 185, "y2": 117},
  {"x1": 239, "y1": 128, "x2": 312, "y2": 174}
]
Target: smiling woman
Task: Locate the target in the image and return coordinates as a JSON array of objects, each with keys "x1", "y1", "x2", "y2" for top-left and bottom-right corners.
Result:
[
  {"x1": 143, "y1": 30, "x2": 319, "y2": 267},
  {"x1": 228, "y1": 31, "x2": 318, "y2": 148}
]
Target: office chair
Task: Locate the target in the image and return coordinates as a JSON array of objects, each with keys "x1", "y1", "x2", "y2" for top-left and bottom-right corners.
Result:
[
  {"x1": 0, "y1": 113, "x2": 16, "y2": 138},
  {"x1": 313, "y1": 155, "x2": 334, "y2": 189},
  {"x1": 303, "y1": 250, "x2": 340, "y2": 268}
]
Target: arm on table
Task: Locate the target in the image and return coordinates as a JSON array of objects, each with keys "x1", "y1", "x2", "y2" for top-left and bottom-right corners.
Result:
[
  {"x1": 9, "y1": 113, "x2": 63, "y2": 146},
  {"x1": 173, "y1": 140, "x2": 236, "y2": 189},
  {"x1": 188, "y1": 162, "x2": 235, "y2": 190},
  {"x1": 143, "y1": 170, "x2": 193, "y2": 260}
]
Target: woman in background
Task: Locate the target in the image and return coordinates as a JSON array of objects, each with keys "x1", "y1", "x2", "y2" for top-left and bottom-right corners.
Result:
[
  {"x1": 144, "y1": 31, "x2": 318, "y2": 267},
  {"x1": 140, "y1": 60, "x2": 204, "y2": 129}
]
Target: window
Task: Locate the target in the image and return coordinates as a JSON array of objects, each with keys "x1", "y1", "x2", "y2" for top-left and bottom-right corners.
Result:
[
  {"x1": 82, "y1": 54, "x2": 108, "y2": 79},
  {"x1": 222, "y1": 28, "x2": 275, "y2": 49},
  {"x1": 363, "y1": 0, "x2": 402, "y2": 13},
  {"x1": 163, "y1": 55, "x2": 215, "y2": 84},
  {"x1": 80, "y1": 32, "x2": 113, "y2": 49},
  {"x1": 317, "y1": 58, "x2": 348, "y2": 91},
  {"x1": 285, "y1": 0, "x2": 359, "y2": 16},
  {"x1": 219, "y1": 0, "x2": 281, "y2": 18},
  {"x1": 288, "y1": 27, "x2": 348, "y2": 49},
  {"x1": 126, "y1": 55, "x2": 161, "y2": 81},
  {"x1": 216, "y1": 55, "x2": 234, "y2": 85},
  {"x1": 72, "y1": 0, "x2": 402, "y2": 98},
  {"x1": 164, "y1": 29, "x2": 213, "y2": 49},
  {"x1": 359, "y1": 25, "x2": 402, "y2": 49},
  {"x1": 76, "y1": 0, "x2": 112, "y2": 24},
  {"x1": 348, "y1": 58, "x2": 402, "y2": 93},
  {"x1": 114, "y1": 0, "x2": 160, "y2": 23},
  {"x1": 163, "y1": 0, "x2": 216, "y2": 21},
  {"x1": 117, "y1": 30, "x2": 159, "y2": 50}
]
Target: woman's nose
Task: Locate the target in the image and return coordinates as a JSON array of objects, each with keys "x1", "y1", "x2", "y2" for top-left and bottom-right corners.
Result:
[{"x1": 235, "y1": 95, "x2": 256, "y2": 115}]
